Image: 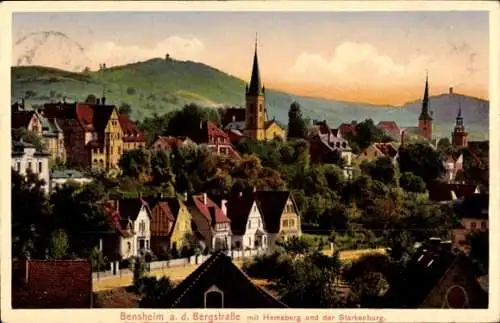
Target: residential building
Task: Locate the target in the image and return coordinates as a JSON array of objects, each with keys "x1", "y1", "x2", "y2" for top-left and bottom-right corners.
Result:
[
  {"x1": 443, "y1": 153, "x2": 464, "y2": 183},
  {"x1": 225, "y1": 129, "x2": 245, "y2": 143},
  {"x1": 11, "y1": 140, "x2": 50, "y2": 194},
  {"x1": 427, "y1": 181, "x2": 480, "y2": 203},
  {"x1": 221, "y1": 107, "x2": 246, "y2": 128},
  {"x1": 119, "y1": 114, "x2": 146, "y2": 151},
  {"x1": 451, "y1": 107, "x2": 468, "y2": 148},
  {"x1": 377, "y1": 121, "x2": 402, "y2": 141},
  {"x1": 145, "y1": 196, "x2": 195, "y2": 257},
  {"x1": 383, "y1": 238, "x2": 488, "y2": 308},
  {"x1": 226, "y1": 193, "x2": 268, "y2": 250},
  {"x1": 338, "y1": 121, "x2": 358, "y2": 138},
  {"x1": 187, "y1": 193, "x2": 232, "y2": 251},
  {"x1": 451, "y1": 193, "x2": 488, "y2": 251},
  {"x1": 12, "y1": 259, "x2": 93, "y2": 308},
  {"x1": 51, "y1": 169, "x2": 92, "y2": 189},
  {"x1": 11, "y1": 108, "x2": 66, "y2": 162},
  {"x1": 309, "y1": 120, "x2": 352, "y2": 167},
  {"x1": 355, "y1": 142, "x2": 398, "y2": 165},
  {"x1": 160, "y1": 251, "x2": 287, "y2": 308},
  {"x1": 43, "y1": 99, "x2": 129, "y2": 171},
  {"x1": 151, "y1": 135, "x2": 194, "y2": 150},
  {"x1": 253, "y1": 190, "x2": 302, "y2": 246},
  {"x1": 101, "y1": 202, "x2": 136, "y2": 267},
  {"x1": 191, "y1": 121, "x2": 241, "y2": 159}
]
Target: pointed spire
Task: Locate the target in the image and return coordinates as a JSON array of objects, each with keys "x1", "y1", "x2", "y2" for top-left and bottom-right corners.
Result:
[
  {"x1": 247, "y1": 33, "x2": 263, "y2": 96},
  {"x1": 419, "y1": 70, "x2": 432, "y2": 121}
]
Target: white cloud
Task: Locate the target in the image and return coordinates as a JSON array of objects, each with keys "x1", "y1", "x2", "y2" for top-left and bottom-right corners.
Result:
[
  {"x1": 85, "y1": 36, "x2": 205, "y2": 70},
  {"x1": 13, "y1": 33, "x2": 205, "y2": 72},
  {"x1": 288, "y1": 41, "x2": 431, "y2": 87}
]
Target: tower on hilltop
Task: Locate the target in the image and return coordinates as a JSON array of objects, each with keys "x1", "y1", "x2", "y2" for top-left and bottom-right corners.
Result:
[
  {"x1": 451, "y1": 100, "x2": 468, "y2": 148},
  {"x1": 244, "y1": 34, "x2": 266, "y2": 141},
  {"x1": 418, "y1": 71, "x2": 433, "y2": 140}
]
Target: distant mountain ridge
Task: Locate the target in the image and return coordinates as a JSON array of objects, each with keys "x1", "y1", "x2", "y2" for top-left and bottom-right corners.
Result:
[{"x1": 11, "y1": 57, "x2": 489, "y2": 140}]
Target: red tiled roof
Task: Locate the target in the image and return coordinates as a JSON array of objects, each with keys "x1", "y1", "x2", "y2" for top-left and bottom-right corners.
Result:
[
  {"x1": 153, "y1": 136, "x2": 191, "y2": 150},
  {"x1": 226, "y1": 129, "x2": 244, "y2": 142},
  {"x1": 339, "y1": 123, "x2": 357, "y2": 137},
  {"x1": 101, "y1": 202, "x2": 133, "y2": 237},
  {"x1": 192, "y1": 194, "x2": 230, "y2": 224},
  {"x1": 207, "y1": 121, "x2": 229, "y2": 140},
  {"x1": 377, "y1": 121, "x2": 401, "y2": 138},
  {"x1": 373, "y1": 143, "x2": 398, "y2": 158},
  {"x1": 119, "y1": 115, "x2": 146, "y2": 143},
  {"x1": 12, "y1": 259, "x2": 92, "y2": 308}
]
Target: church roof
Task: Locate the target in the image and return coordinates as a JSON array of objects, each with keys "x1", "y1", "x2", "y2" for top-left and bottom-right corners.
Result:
[
  {"x1": 419, "y1": 74, "x2": 433, "y2": 121},
  {"x1": 247, "y1": 40, "x2": 264, "y2": 96}
]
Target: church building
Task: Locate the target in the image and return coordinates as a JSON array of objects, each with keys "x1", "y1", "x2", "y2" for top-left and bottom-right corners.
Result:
[
  {"x1": 451, "y1": 106, "x2": 468, "y2": 148},
  {"x1": 418, "y1": 72, "x2": 433, "y2": 140},
  {"x1": 225, "y1": 38, "x2": 285, "y2": 141}
]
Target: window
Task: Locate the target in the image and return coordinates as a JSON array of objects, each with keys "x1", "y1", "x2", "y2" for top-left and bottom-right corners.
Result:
[
  {"x1": 257, "y1": 219, "x2": 260, "y2": 227},
  {"x1": 283, "y1": 220, "x2": 289, "y2": 228},
  {"x1": 27, "y1": 162, "x2": 32, "y2": 172},
  {"x1": 289, "y1": 219, "x2": 295, "y2": 227},
  {"x1": 16, "y1": 162, "x2": 20, "y2": 172},
  {"x1": 481, "y1": 221, "x2": 487, "y2": 230},
  {"x1": 127, "y1": 242, "x2": 132, "y2": 252},
  {"x1": 38, "y1": 162, "x2": 42, "y2": 173},
  {"x1": 247, "y1": 220, "x2": 251, "y2": 229},
  {"x1": 139, "y1": 220, "x2": 146, "y2": 233},
  {"x1": 470, "y1": 222, "x2": 477, "y2": 230},
  {"x1": 248, "y1": 237, "x2": 252, "y2": 246},
  {"x1": 204, "y1": 286, "x2": 224, "y2": 308},
  {"x1": 259, "y1": 104, "x2": 263, "y2": 112},
  {"x1": 146, "y1": 240, "x2": 149, "y2": 250}
]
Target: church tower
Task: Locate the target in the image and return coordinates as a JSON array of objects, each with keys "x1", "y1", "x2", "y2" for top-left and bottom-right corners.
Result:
[
  {"x1": 418, "y1": 72, "x2": 433, "y2": 140},
  {"x1": 451, "y1": 104, "x2": 468, "y2": 148},
  {"x1": 244, "y1": 36, "x2": 266, "y2": 141}
]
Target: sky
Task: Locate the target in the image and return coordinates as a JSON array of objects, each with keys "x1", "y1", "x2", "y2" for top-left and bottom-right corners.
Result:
[{"x1": 12, "y1": 11, "x2": 489, "y2": 105}]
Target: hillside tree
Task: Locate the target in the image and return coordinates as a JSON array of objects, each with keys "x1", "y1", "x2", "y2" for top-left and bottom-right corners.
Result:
[{"x1": 287, "y1": 101, "x2": 308, "y2": 140}]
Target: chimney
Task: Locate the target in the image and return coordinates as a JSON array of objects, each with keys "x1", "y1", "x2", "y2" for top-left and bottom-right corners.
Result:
[
  {"x1": 96, "y1": 98, "x2": 100, "y2": 105},
  {"x1": 400, "y1": 130, "x2": 406, "y2": 147},
  {"x1": 184, "y1": 192, "x2": 188, "y2": 202},
  {"x1": 203, "y1": 193, "x2": 207, "y2": 205},
  {"x1": 24, "y1": 256, "x2": 30, "y2": 284},
  {"x1": 232, "y1": 115, "x2": 236, "y2": 122},
  {"x1": 208, "y1": 206, "x2": 217, "y2": 226},
  {"x1": 21, "y1": 98, "x2": 25, "y2": 109},
  {"x1": 253, "y1": 186, "x2": 257, "y2": 193},
  {"x1": 102, "y1": 97, "x2": 106, "y2": 105}
]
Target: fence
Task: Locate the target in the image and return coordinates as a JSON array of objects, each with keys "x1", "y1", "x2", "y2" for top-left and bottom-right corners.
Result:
[{"x1": 92, "y1": 249, "x2": 265, "y2": 281}]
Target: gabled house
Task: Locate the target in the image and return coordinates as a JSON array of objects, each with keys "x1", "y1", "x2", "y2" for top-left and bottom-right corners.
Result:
[
  {"x1": 451, "y1": 194, "x2": 488, "y2": 251},
  {"x1": 119, "y1": 114, "x2": 146, "y2": 151},
  {"x1": 101, "y1": 201, "x2": 136, "y2": 264},
  {"x1": 145, "y1": 196, "x2": 195, "y2": 257},
  {"x1": 309, "y1": 120, "x2": 352, "y2": 167},
  {"x1": 225, "y1": 129, "x2": 245, "y2": 143},
  {"x1": 383, "y1": 238, "x2": 488, "y2": 308},
  {"x1": 190, "y1": 121, "x2": 241, "y2": 159},
  {"x1": 221, "y1": 107, "x2": 246, "y2": 128},
  {"x1": 443, "y1": 153, "x2": 464, "y2": 183},
  {"x1": 355, "y1": 142, "x2": 398, "y2": 165},
  {"x1": 377, "y1": 121, "x2": 402, "y2": 141},
  {"x1": 106, "y1": 198, "x2": 152, "y2": 257},
  {"x1": 187, "y1": 193, "x2": 232, "y2": 251},
  {"x1": 226, "y1": 193, "x2": 268, "y2": 251},
  {"x1": 11, "y1": 140, "x2": 51, "y2": 194},
  {"x1": 12, "y1": 259, "x2": 93, "y2": 308},
  {"x1": 151, "y1": 135, "x2": 194, "y2": 151},
  {"x1": 253, "y1": 190, "x2": 302, "y2": 246},
  {"x1": 338, "y1": 121, "x2": 358, "y2": 138},
  {"x1": 43, "y1": 99, "x2": 128, "y2": 171},
  {"x1": 160, "y1": 251, "x2": 287, "y2": 308}
]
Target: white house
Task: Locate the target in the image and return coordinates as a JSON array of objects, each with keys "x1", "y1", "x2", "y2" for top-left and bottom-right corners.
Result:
[
  {"x1": 225, "y1": 194, "x2": 268, "y2": 251},
  {"x1": 11, "y1": 140, "x2": 50, "y2": 194},
  {"x1": 50, "y1": 169, "x2": 93, "y2": 189}
]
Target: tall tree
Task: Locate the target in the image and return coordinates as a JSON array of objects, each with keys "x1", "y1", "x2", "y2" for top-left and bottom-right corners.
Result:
[
  {"x1": 397, "y1": 143, "x2": 444, "y2": 184},
  {"x1": 287, "y1": 101, "x2": 308, "y2": 140}
]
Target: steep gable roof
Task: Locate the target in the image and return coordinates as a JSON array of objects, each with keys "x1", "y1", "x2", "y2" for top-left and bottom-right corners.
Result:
[
  {"x1": 373, "y1": 143, "x2": 398, "y2": 158},
  {"x1": 226, "y1": 195, "x2": 260, "y2": 235},
  {"x1": 377, "y1": 121, "x2": 401, "y2": 138},
  {"x1": 191, "y1": 194, "x2": 230, "y2": 224},
  {"x1": 114, "y1": 198, "x2": 151, "y2": 222},
  {"x1": 253, "y1": 190, "x2": 293, "y2": 234},
  {"x1": 12, "y1": 259, "x2": 92, "y2": 308},
  {"x1": 119, "y1": 115, "x2": 145, "y2": 142},
  {"x1": 11, "y1": 110, "x2": 36, "y2": 129},
  {"x1": 161, "y1": 251, "x2": 287, "y2": 308}
]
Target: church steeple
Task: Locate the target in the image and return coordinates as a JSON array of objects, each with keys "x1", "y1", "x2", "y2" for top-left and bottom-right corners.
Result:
[
  {"x1": 456, "y1": 104, "x2": 463, "y2": 126},
  {"x1": 419, "y1": 71, "x2": 432, "y2": 121},
  {"x1": 247, "y1": 33, "x2": 264, "y2": 96}
]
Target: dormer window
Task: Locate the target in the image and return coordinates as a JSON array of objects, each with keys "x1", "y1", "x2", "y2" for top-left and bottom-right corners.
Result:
[{"x1": 204, "y1": 285, "x2": 224, "y2": 308}]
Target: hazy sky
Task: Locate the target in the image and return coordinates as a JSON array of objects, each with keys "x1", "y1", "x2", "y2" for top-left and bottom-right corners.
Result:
[{"x1": 12, "y1": 11, "x2": 489, "y2": 105}]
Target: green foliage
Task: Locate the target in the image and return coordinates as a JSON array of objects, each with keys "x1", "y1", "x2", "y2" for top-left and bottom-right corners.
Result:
[
  {"x1": 467, "y1": 230, "x2": 489, "y2": 275},
  {"x1": 165, "y1": 103, "x2": 220, "y2": 137},
  {"x1": 345, "y1": 119, "x2": 392, "y2": 150},
  {"x1": 138, "y1": 276, "x2": 175, "y2": 308},
  {"x1": 85, "y1": 94, "x2": 97, "y2": 104},
  {"x1": 397, "y1": 143, "x2": 445, "y2": 184},
  {"x1": 119, "y1": 149, "x2": 151, "y2": 179},
  {"x1": 242, "y1": 251, "x2": 294, "y2": 280},
  {"x1": 12, "y1": 128, "x2": 46, "y2": 152},
  {"x1": 287, "y1": 101, "x2": 308, "y2": 140},
  {"x1": 360, "y1": 157, "x2": 396, "y2": 185},
  {"x1": 399, "y1": 172, "x2": 426, "y2": 193},
  {"x1": 133, "y1": 257, "x2": 147, "y2": 291},
  {"x1": 49, "y1": 229, "x2": 69, "y2": 259},
  {"x1": 119, "y1": 102, "x2": 132, "y2": 116}
]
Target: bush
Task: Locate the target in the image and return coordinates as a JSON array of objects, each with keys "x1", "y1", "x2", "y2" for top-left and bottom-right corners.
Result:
[
  {"x1": 242, "y1": 251, "x2": 293, "y2": 280},
  {"x1": 126, "y1": 87, "x2": 137, "y2": 95}
]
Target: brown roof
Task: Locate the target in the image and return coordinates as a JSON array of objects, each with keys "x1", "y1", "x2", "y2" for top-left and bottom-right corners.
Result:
[
  {"x1": 377, "y1": 121, "x2": 401, "y2": 138},
  {"x1": 373, "y1": 143, "x2": 398, "y2": 158},
  {"x1": 226, "y1": 195, "x2": 259, "y2": 235},
  {"x1": 11, "y1": 111, "x2": 36, "y2": 129},
  {"x1": 153, "y1": 136, "x2": 191, "y2": 150},
  {"x1": 101, "y1": 202, "x2": 133, "y2": 237},
  {"x1": 253, "y1": 190, "x2": 293, "y2": 234},
  {"x1": 113, "y1": 198, "x2": 151, "y2": 222},
  {"x1": 338, "y1": 122, "x2": 357, "y2": 137},
  {"x1": 161, "y1": 251, "x2": 287, "y2": 308},
  {"x1": 12, "y1": 259, "x2": 92, "y2": 308},
  {"x1": 427, "y1": 181, "x2": 479, "y2": 202}
]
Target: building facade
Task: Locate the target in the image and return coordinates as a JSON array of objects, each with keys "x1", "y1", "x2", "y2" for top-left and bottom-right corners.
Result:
[
  {"x1": 418, "y1": 73, "x2": 433, "y2": 140},
  {"x1": 12, "y1": 140, "x2": 51, "y2": 194},
  {"x1": 451, "y1": 107, "x2": 468, "y2": 148}
]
